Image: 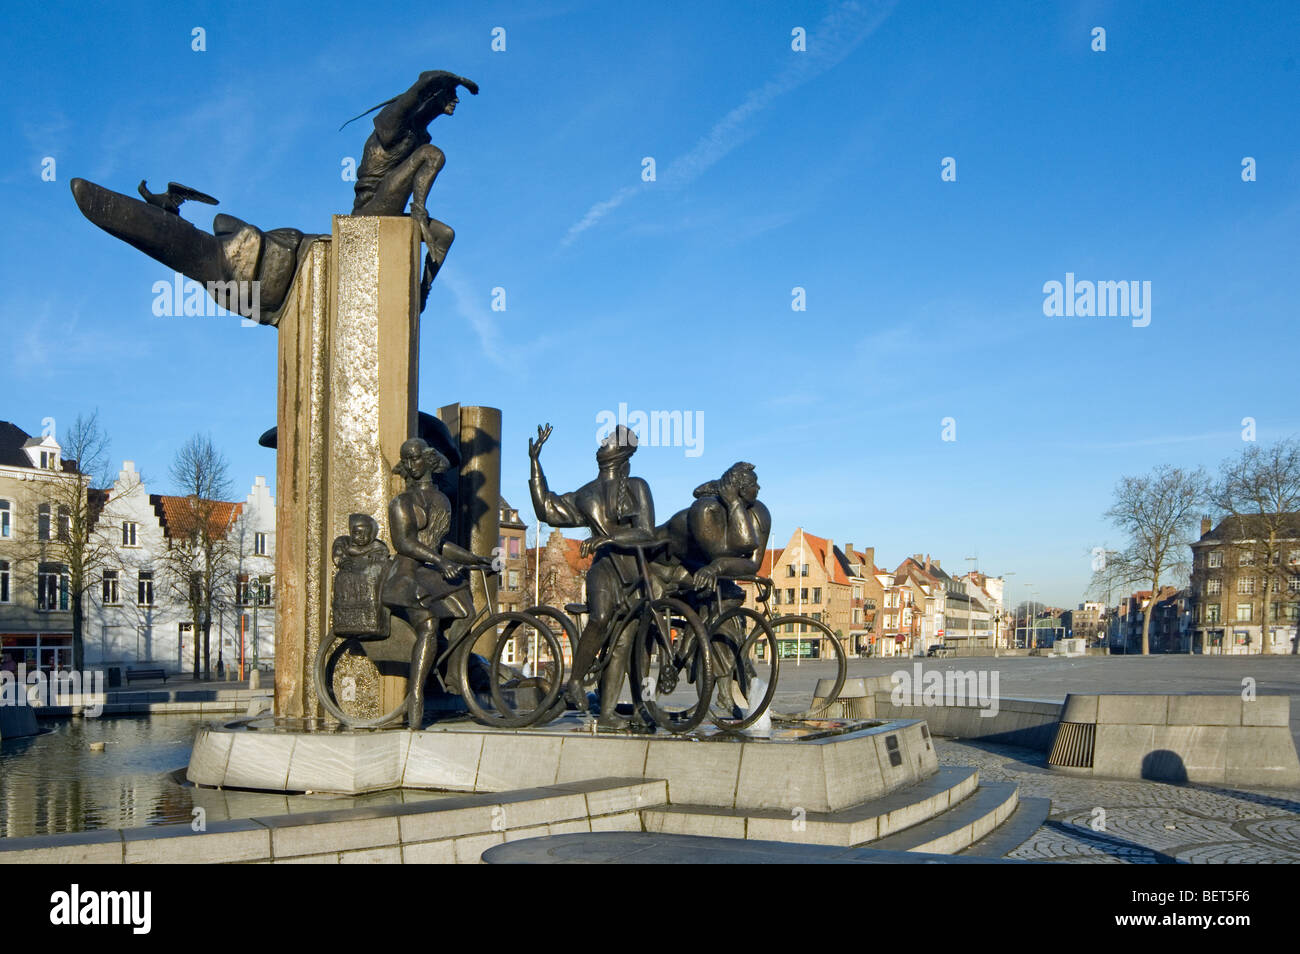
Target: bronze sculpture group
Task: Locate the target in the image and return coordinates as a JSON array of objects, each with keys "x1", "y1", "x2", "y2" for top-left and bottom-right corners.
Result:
[
  {"x1": 317, "y1": 419, "x2": 847, "y2": 734},
  {"x1": 70, "y1": 69, "x2": 849, "y2": 733}
]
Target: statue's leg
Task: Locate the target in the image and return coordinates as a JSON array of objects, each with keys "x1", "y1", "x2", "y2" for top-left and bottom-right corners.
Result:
[
  {"x1": 407, "y1": 615, "x2": 438, "y2": 728},
  {"x1": 567, "y1": 561, "x2": 617, "y2": 715},
  {"x1": 598, "y1": 623, "x2": 634, "y2": 729},
  {"x1": 417, "y1": 216, "x2": 455, "y2": 306},
  {"x1": 354, "y1": 145, "x2": 445, "y2": 217},
  {"x1": 406, "y1": 144, "x2": 446, "y2": 218}
]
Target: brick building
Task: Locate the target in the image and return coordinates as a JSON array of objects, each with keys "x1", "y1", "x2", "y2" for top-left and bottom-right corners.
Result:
[{"x1": 1189, "y1": 514, "x2": 1300, "y2": 655}]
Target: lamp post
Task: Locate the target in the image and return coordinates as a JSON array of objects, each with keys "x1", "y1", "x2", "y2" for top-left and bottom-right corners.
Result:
[
  {"x1": 1000, "y1": 571, "x2": 1016, "y2": 658},
  {"x1": 964, "y1": 556, "x2": 979, "y2": 650}
]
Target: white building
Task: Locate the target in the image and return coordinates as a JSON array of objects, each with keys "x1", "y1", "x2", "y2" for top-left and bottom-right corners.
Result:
[{"x1": 84, "y1": 462, "x2": 276, "y2": 676}]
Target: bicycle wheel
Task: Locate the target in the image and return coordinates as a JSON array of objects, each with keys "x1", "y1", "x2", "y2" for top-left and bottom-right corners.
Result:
[
  {"x1": 459, "y1": 611, "x2": 565, "y2": 728},
  {"x1": 524, "y1": 604, "x2": 580, "y2": 684},
  {"x1": 629, "y1": 597, "x2": 712, "y2": 733},
  {"x1": 314, "y1": 631, "x2": 408, "y2": 728},
  {"x1": 708, "y1": 607, "x2": 779, "y2": 732},
  {"x1": 767, "y1": 615, "x2": 847, "y2": 721}
]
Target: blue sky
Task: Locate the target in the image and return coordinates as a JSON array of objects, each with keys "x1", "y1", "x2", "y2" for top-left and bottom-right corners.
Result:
[{"x1": 2, "y1": 0, "x2": 1297, "y2": 608}]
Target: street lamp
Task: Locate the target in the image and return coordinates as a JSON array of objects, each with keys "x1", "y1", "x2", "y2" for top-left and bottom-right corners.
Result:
[
  {"x1": 1000, "y1": 571, "x2": 1016, "y2": 658},
  {"x1": 964, "y1": 556, "x2": 979, "y2": 651},
  {"x1": 1024, "y1": 586, "x2": 1037, "y2": 649}
]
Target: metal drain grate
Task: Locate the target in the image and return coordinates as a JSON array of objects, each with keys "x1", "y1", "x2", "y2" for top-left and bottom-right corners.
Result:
[{"x1": 1048, "y1": 721, "x2": 1096, "y2": 768}]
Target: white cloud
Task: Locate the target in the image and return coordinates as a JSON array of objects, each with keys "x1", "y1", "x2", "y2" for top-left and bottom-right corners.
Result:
[{"x1": 562, "y1": 0, "x2": 897, "y2": 245}]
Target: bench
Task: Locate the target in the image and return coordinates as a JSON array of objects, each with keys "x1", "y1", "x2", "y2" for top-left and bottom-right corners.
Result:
[{"x1": 126, "y1": 668, "x2": 168, "y2": 684}]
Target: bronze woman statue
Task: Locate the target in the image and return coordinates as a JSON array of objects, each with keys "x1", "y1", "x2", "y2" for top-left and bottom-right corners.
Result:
[{"x1": 384, "y1": 437, "x2": 494, "y2": 728}]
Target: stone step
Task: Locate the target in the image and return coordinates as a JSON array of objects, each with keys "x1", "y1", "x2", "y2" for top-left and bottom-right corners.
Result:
[
  {"x1": 868, "y1": 782, "x2": 1019, "y2": 855},
  {"x1": 484, "y1": 831, "x2": 1031, "y2": 864},
  {"x1": 642, "y1": 765, "x2": 979, "y2": 847},
  {"x1": 959, "y1": 796, "x2": 1051, "y2": 859}
]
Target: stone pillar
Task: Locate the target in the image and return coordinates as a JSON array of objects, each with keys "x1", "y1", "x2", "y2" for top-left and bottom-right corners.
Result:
[
  {"x1": 438, "y1": 403, "x2": 502, "y2": 655},
  {"x1": 274, "y1": 216, "x2": 420, "y2": 719}
]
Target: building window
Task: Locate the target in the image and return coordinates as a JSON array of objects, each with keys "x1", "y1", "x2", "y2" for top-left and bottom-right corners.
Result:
[
  {"x1": 508, "y1": 537, "x2": 520, "y2": 559},
  {"x1": 38, "y1": 564, "x2": 69, "y2": 611},
  {"x1": 38, "y1": 503, "x2": 51, "y2": 540},
  {"x1": 255, "y1": 576, "x2": 273, "y2": 606},
  {"x1": 800, "y1": 564, "x2": 809, "y2": 577},
  {"x1": 1208, "y1": 551, "x2": 1223, "y2": 568},
  {"x1": 785, "y1": 588, "x2": 794, "y2": 604},
  {"x1": 0, "y1": 499, "x2": 9, "y2": 538},
  {"x1": 102, "y1": 570, "x2": 120, "y2": 605},
  {"x1": 1205, "y1": 603, "x2": 1220, "y2": 624},
  {"x1": 1205, "y1": 579, "x2": 1221, "y2": 596},
  {"x1": 1239, "y1": 551, "x2": 1254, "y2": 566},
  {"x1": 508, "y1": 570, "x2": 520, "y2": 590},
  {"x1": 138, "y1": 570, "x2": 154, "y2": 607},
  {"x1": 800, "y1": 588, "x2": 809, "y2": 603},
  {"x1": 40, "y1": 450, "x2": 57, "y2": 469},
  {"x1": 813, "y1": 587, "x2": 822, "y2": 603},
  {"x1": 1289, "y1": 549, "x2": 1300, "y2": 566},
  {"x1": 852, "y1": 607, "x2": 862, "y2": 624},
  {"x1": 0, "y1": 560, "x2": 9, "y2": 603},
  {"x1": 58, "y1": 506, "x2": 70, "y2": 541},
  {"x1": 254, "y1": 532, "x2": 267, "y2": 556},
  {"x1": 771, "y1": 589, "x2": 780, "y2": 605},
  {"x1": 1238, "y1": 577, "x2": 1256, "y2": 595},
  {"x1": 1236, "y1": 603, "x2": 1252, "y2": 622},
  {"x1": 121, "y1": 521, "x2": 138, "y2": 547},
  {"x1": 786, "y1": 565, "x2": 795, "y2": 578},
  {"x1": 1289, "y1": 578, "x2": 1300, "y2": 593}
]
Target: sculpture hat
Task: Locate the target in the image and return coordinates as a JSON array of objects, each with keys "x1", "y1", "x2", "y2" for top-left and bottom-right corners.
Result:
[{"x1": 596, "y1": 425, "x2": 638, "y2": 465}]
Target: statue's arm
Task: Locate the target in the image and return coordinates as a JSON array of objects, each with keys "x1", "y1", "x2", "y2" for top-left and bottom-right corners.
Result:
[
  {"x1": 441, "y1": 542, "x2": 490, "y2": 566},
  {"x1": 724, "y1": 495, "x2": 758, "y2": 551},
  {"x1": 372, "y1": 71, "x2": 448, "y2": 148},
  {"x1": 690, "y1": 500, "x2": 770, "y2": 578},
  {"x1": 528, "y1": 460, "x2": 583, "y2": 527}
]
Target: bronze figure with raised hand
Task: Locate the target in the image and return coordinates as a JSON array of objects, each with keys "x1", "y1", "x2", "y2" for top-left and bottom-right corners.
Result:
[{"x1": 528, "y1": 423, "x2": 657, "y2": 728}]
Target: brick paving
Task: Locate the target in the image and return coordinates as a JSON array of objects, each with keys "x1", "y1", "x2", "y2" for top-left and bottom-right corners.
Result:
[{"x1": 936, "y1": 739, "x2": 1300, "y2": 863}]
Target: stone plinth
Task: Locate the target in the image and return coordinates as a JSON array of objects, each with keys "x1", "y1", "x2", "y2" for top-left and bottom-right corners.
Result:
[
  {"x1": 1049, "y1": 692, "x2": 1300, "y2": 788},
  {"x1": 274, "y1": 216, "x2": 421, "y2": 720},
  {"x1": 187, "y1": 717, "x2": 937, "y2": 812}
]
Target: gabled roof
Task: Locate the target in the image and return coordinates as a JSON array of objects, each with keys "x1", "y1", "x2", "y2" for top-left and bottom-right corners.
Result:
[
  {"x1": 1197, "y1": 513, "x2": 1300, "y2": 544},
  {"x1": 529, "y1": 535, "x2": 593, "y2": 575},
  {"x1": 151, "y1": 494, "x2": 244, "y2": 540},
  {"x1": 797, "y1": 531, "x2": 852, "y2": 585},
  {"x1": 757, "y1": 548, "x2": 784, "y2": 578},
  {"x1": 498, "y1": 496, "x2": 527, "y2": 530},
  {"x1": 0, "y1": 421, "x2": 79, "y2": 473},
  {"x1": 563, "y1": 538, "x2": 593, "y2": 574},
  {"x1": 0, "y1": 421, "x2": 33, "y2": 468}
]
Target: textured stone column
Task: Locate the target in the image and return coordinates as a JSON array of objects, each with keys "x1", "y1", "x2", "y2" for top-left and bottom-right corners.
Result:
[
  {"x1": 274, "y1": 216, "x2": 420, "y2": 719},
  {"x1": 437, "y1": 403, "x2": 502, "y2": 656}
]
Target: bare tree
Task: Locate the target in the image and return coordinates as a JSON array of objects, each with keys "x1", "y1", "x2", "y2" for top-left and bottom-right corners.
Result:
[
  {"x1": 1100, "y1": 465, "x2": 1207, "y2": 655},
  {"x1": 18, "y1": 411, "x2": 141, "y2": 671},
  {"x1": 1209, "y1": 439, "x2": 1300, "y2": 656},
  {"x1": 162, "y1": 434, "x2": 236, "y2": 680}
]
